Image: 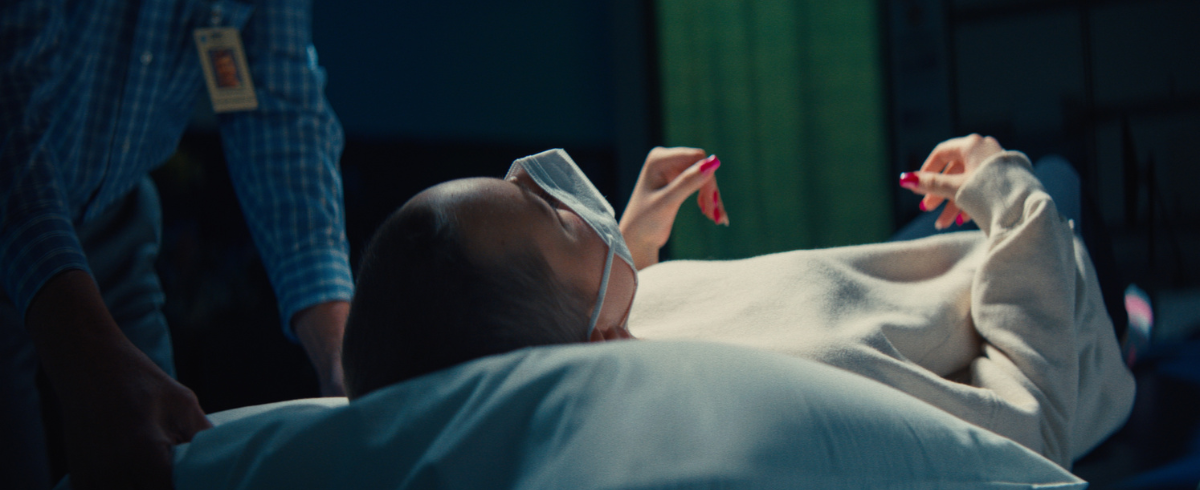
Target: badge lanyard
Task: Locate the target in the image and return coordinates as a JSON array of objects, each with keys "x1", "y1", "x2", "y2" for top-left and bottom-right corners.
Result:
[{"x1": 193, "y1": 5, "x2": 258, "y2": 112}]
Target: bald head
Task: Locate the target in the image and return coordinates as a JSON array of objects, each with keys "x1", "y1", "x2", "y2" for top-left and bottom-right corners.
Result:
[
  {"x1": 405, "y1": 177, "x2": 529, "y2": 264},
  {"x1": 340, "y1": 179, "x2": 592, "y2": 399}
]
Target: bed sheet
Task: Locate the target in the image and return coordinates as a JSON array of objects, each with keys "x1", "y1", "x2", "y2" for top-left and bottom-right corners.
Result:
[{"x1": 166, "y1": 341, "x2": 1084, "y2": 489}]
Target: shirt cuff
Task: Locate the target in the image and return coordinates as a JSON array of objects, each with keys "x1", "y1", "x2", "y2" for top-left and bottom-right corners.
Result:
[
  {"x1": 272, "y1": 248, "x2": 354, "y2": 343},
  {"x1": 954, "y1": 151, "x2": 1049, "y2": 238},
  {"x1": 1, "y1": 213, "x2": 93, "y2": 319}
]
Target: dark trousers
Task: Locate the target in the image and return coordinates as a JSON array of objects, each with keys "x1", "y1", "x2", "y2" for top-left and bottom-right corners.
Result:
[{"x1": 0, "y1": 178, "x2": 174, "y2": 490}]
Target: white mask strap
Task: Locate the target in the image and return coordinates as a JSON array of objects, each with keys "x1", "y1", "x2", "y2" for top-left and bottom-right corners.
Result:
[{"x1": 586, "y1": 244, "x2": 616, "y2": 339}]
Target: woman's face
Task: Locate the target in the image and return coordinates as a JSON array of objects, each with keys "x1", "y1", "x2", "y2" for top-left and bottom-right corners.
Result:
[{"x1": 421, "y1": 175, "x2": 637, "y2": 340}]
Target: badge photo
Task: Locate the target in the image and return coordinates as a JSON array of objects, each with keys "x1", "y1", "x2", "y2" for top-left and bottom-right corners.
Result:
[{"x1": 194, "y1": 27, "x2": 259, "y2": 112}]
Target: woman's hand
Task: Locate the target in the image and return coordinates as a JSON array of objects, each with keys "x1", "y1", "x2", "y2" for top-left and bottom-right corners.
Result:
[
  {"x1": 900, "y1": 134, "x2": 1005, "y2": 229},
  {"x1": 619, "y1": 147, "x2": 727, "y2": 270}
]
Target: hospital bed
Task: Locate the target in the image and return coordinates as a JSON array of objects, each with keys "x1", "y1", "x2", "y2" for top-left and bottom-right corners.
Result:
[{"x1": 61, "y1": 341, "x2": 1087, "y2": 489}]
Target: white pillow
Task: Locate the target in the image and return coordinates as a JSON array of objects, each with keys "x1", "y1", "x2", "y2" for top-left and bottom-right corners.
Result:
[{"x1": 175, "y1": 341, "x2": 1084, "y2": 489}]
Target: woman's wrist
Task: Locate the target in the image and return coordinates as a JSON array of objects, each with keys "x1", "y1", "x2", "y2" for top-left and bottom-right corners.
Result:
[
  {"x1": 628, "y1": 240, "x2": 660, "y2": 270},
  {"x1": 619, "y1": 225, "x2": 661, "y2": 270}
]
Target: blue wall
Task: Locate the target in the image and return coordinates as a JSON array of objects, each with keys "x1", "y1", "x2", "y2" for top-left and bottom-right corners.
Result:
[{"x1": 312, "y1": 1, "x2": 617, "y2": 148}]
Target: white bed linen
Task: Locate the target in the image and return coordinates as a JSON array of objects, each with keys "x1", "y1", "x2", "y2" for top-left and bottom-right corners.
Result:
[{"x1": 170, "y1": 341, "x2": 1084, "y2": 489}]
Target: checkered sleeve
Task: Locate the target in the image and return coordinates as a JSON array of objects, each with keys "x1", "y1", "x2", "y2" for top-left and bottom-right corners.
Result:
[
  {"x1": 0, "y1": 0, "x2": 93, "y2": 317},
  {"x1": 216, "y1": 0, "x2": 352, "y2": 341}
]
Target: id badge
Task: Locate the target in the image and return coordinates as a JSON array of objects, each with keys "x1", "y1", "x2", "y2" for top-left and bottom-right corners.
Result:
[{"x1": 194, "y1": 27, "x2": 258, "y2": 112}]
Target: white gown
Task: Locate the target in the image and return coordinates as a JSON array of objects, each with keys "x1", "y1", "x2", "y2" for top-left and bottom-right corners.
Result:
[{"x1": 629, "y1": 151, "x2": 1136, "y2": 468}]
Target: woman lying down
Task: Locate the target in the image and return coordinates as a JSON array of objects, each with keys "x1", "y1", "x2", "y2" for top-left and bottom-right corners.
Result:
[{"x1": 342, "y1": 135, "x2": 1134, "y2": 469}]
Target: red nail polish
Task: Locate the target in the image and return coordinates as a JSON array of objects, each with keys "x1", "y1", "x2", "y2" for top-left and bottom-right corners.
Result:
[
  {"x1": 956, "y1": 214, "x2": 964, "y2": 226},
  {"x1": 714, "y1": 207, "x2": 722, "y2": 223},
  {"x1": 713, "y1": 190, "x2": 719, "y2": 204},
  {"x1": 700, "y1": 156, "x2": 721, "y2": 174},
  {"x1": 919, "y1": 201, "x2": 927, "y2": 212},
  {"x1": 899, "y1": 172, "x2": 919, "y2": 188}
]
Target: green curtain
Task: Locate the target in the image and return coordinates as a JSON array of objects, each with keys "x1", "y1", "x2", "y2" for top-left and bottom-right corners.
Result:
[{"x1": 657, "y1": 0, "x2": 890, "y2": 259}]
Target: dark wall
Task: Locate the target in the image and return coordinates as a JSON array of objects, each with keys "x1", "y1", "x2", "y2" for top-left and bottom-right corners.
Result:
[
  {"x1": 311, "y1": 1, "x2": 616, "y2": 147},
  {"x1": 887, "y1": 0, "x2": 1200, "y2": 291},
  {"x1": 309, "y1": 0, "x2": 655, "y2": 269}
]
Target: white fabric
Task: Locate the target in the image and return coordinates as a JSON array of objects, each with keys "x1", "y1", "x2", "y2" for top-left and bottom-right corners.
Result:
[
  {"x1": 174, "y1": 341, "x2": 1084, "y2": 489},
  {"x1": 629, "y1": 152, "x2": 1135, "y2": 467},
  {"x1": 506, "y1": 149, "x2": 637, "y2": 337}
]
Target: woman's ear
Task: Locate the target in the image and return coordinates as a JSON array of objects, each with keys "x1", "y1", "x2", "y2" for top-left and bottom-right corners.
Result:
[
  {"x1": 589, "y1": 326, "x2": 604, "y2": 342},
  {"x1": 613, "y1": 324, "x2": 635, "y2": 340},
  {"x1": 588, "y1": 323, "x2": 634, "y2": 342}
]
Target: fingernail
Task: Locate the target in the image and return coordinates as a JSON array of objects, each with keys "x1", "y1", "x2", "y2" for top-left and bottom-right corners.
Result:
[
  {"x1": 899, "y1": 172, "x2": 919, "y2": 189},
  {"x1": 713, "y1": 190, "x2": 719, "y2": 205},
  {"x1": 919, "y1": 200, "x2": 927, "y2": 212},
  {"x1": 700, "y1": 155, "x2": 721, "y2": 174},
  {"x1": 714, "y1": 207, "x2": 722, "y2": 223},
  {"x1": 955, "y1": 214, "x2": 964, "y2": 226}
]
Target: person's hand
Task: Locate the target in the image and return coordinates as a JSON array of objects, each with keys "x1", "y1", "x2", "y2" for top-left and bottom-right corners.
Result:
[
  {"x1": 900, "y1": 134, "x2": 1005, "y2": 229},
  {"x1": 292, "y1": 300, "x2": 349, "y2": 397},
  {"x1": 27, "y1": 270, "x2": 212, "y2": 490},
  {"x1": 619, "y1": 147, "x2": 728, "y2": 270},
  {"x1": 58, "y1": 343, "x2": 211, "y2": 490}
]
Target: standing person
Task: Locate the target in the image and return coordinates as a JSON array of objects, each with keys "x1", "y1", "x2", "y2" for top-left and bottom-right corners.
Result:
[{"x1": 0, "y1": 0, "x2": 353, "y2": 488}]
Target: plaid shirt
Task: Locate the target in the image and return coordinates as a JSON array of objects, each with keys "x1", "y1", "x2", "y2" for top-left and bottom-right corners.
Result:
[{"x1": 0, "y1": 0, "x2": 352, "y2": 340}]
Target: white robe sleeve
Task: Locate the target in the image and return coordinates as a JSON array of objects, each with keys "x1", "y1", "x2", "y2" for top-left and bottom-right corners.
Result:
[
  {"x1": 954, "y1": 152, "x2": 1134, "y2": 466},
  {"x1": 628, "y1": 151, "x2": 1134, "y2": 469}
]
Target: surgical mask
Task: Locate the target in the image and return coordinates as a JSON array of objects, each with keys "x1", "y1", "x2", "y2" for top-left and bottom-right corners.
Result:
[{"x1": 506, "y1": 149, "x2": 636, "y2": 339}]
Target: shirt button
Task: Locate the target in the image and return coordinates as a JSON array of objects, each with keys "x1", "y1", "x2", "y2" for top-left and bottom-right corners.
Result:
[
  {"x1": 122, "y1": 139, "x2": 131, "y2": 153},
  {"x1": 141, "y1": 51, "x2": 153, "y2": 65}
]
